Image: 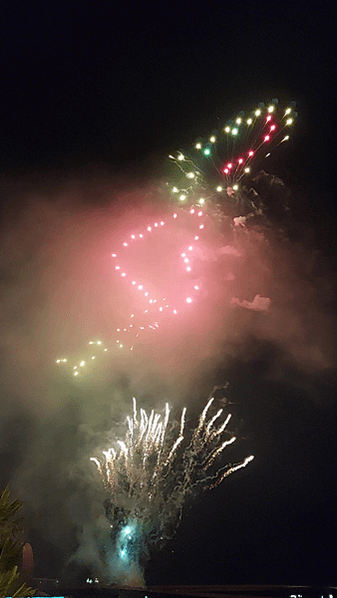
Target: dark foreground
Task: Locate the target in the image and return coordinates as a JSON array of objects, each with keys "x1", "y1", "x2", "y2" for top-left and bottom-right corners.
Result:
[{"x1": 32, "y1": 582, "x2": 337, "y2": 598}]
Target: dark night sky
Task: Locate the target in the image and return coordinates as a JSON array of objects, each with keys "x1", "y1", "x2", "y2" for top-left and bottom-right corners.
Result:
[{"x1": 1, "y1": 1, "x2": 337, "y2": 588}]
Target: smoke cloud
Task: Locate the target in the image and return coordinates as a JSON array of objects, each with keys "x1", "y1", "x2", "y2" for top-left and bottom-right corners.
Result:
[{"x1": 0, "y1": 169, "x2": 335, "y2": 580}]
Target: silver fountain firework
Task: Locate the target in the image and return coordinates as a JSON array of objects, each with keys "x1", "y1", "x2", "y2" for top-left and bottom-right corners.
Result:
[{"x1": 90, "y1": 391, "x2": 254, "y2": 585}]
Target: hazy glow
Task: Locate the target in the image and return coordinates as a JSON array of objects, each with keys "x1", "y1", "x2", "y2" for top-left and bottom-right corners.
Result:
[{"x1": 56, "y1": 205, "x2": 231, "y2": 370}]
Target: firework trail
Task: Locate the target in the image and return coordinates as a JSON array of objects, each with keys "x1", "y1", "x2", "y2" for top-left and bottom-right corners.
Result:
[{"x1": 89, "y1": 392, "x2": 254, "y2": 586}]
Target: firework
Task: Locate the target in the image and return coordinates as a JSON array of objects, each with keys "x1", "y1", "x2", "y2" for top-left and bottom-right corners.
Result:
[
  {"x1": 56, "y1": 339, "x2": 108, "y2": 376},
  {"x1": 90, "y1": 392, "x2": 254, "y2": 585},
  {"x1": 108, "y1": 207, "x2": 221, "y2": 350},
  {"x1": 167, "y1": 99, "x2": 297, "y2": 209},
  {"x1": 55, "y1": 206, "x2": 226, "y2": 371},
  {"x1": 55, "y1": 100, "x2": 296, "y2": 373}
]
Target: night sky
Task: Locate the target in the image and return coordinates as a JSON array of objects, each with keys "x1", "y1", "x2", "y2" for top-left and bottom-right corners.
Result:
[{"x1": 0, "y1": 1, "x2": 337, "y2": 588}]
